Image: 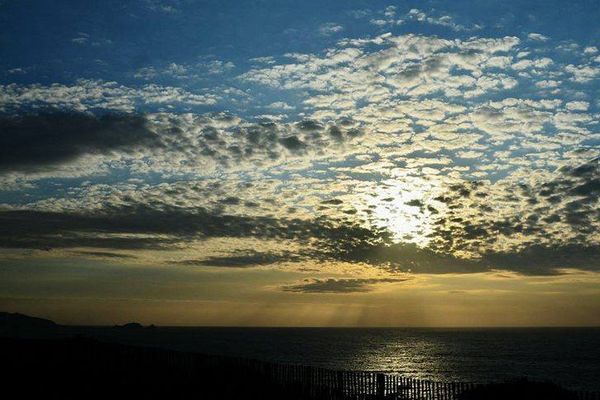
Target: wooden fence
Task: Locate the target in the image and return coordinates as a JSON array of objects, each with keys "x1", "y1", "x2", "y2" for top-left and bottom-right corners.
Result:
[
  {"x1": 217, "y1": 356, "x2": 600, "y2": 400},
  {"x1": 245, "y1": 360, "x2": 480, "y2": 399}
]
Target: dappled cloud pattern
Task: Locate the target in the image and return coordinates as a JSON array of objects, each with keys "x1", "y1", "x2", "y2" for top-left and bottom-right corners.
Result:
[{"x1": 1, "y1": 5, "x2": 599, "y2": 287}]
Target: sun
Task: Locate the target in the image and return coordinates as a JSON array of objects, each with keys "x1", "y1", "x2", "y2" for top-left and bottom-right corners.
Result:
[{"x1": 363, "y1": 175, "x2": 442, "y2": 246}]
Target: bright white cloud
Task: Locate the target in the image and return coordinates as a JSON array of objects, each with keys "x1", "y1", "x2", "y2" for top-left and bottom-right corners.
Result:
[
  {"x1": 0, "y1": 80, "x2": 220, "y2": 113},
  {"x1": 527, "y1": 33, "x2": 549, "y2": 41},
  {"x1": 318, "y1": 23, "x2": 344, "y2": 36}
]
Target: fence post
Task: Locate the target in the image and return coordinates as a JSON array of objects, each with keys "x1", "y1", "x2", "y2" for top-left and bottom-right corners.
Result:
[
  {"x1": 337, "y1": 370, "x2": 344, "y2": 396},
  {"x1": 376, "y1": 373, "x2": 386, "y2": 399}
]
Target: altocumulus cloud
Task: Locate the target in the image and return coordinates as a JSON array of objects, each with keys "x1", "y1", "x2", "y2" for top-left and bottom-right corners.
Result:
[
  {"x1": 0, "y1": 22, "x2": 598, "y2": 279},
  {"x1": 0, "y1": 111, "x2": 365, "y2": 180}
]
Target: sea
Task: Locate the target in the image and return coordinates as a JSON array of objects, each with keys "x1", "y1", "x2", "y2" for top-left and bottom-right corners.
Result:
[{"x1": 71, "y1": 327, "x2": 600, "y2": 392}]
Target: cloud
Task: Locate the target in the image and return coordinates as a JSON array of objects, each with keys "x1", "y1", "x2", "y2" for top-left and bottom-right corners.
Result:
[
  {"x1": 330, "y1": 242, "x2": 486, "y2": 274},
  {"x1": 239, "y1": 33, "x2": 520, "y2": 101},
  {"x1": 281, "y1": 277, "x2": 407, "y2": 293},
  {"x1": 1, "y1": 25, "x2": 598, "y2": 280},
  {"x1": 0, "y1": 153, "x2": 597, "y2": 276},
  {"x1": 0, "y1": 111, "x2": 368, "y2": 182},
  {"x1": 0, "y1": 202, "x2": 381, "y2": 253},
  {"x1": 267, "y1": 101, "x2": 294, "y2": 110},
  {"x1": 0, "y1": 80, "x2": 218, "y2": 113},
  {"x1": 3, "y1": 33, "x2": 595, "y2": 189},
  {"x1": 512, "y1": 57, "x2": 553, "y2": 70},
  {"x1": 134, "y1": 60, "x2": 235, "y2": 81},
  {"x1": 482, "y1": 244, "x2": 600, "y2": 275},
  {"x1": 6, "y1": 68, "x2": 26, "y2": 75},
  {"x1": 318, "y1": 23, "x2": 344, "y2": 36},
  {"x1": 71, "y1": 32, "x2": 89, "y2": 44},
  {"x1": 417, "y1": 158, "x2": 600, "y2": 273},
  {"x1": 0, "y1": 102, "x2": 596, "y2": 277},
  {"x1": 330, "y1": 240, "x2": 600, "y2": 276},
  {"x1": 565, "y1": 101, "x2": 589, "y2": 111},
  {"x1": 144, "y1": 0, "x2": 179, "y2": 13},
  {"x1": 175, "y1": 251, "x2": 302, "y2": 268},
  {"x1": 399, "y1": 9, "x2": 481, "y2": 32},
  {"x1": 527, "y1": 33, "x2": 549, "y2": 42},
  {"x1": 0, "y1": 112, "x2": 159, "y2": 172},
  {"x1": 535, "y1": 80, "x2": 560, "y2": 88},
  {"x1": 368, "y1": 7, "x2": 480, "y2": 32},
  {"x1": 72, "y1": 251, "x2": 137, "y2": 259},
  {"x1": 565, "y1": 64, "x2": 600, "y2": 83},
  {"x1": 0, "y1": 96, "x2": 596, "y2": 277}
]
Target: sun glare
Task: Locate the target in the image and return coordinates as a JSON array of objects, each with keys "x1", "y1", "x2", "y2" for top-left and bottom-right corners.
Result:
[{"x1": 363, "y1": 176, "x2": 443, "y2": 246}]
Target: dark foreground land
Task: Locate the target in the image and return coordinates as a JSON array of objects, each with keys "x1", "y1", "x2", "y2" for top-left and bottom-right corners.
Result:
[
  {"x1": 3, "y1": 335, "x2": 594, "y2": 400},
  {"x1": 1, "y1": 312, "x2": 597, "y2": 400},
  {"x1": 2, "y1": 336, "x2": 314, "y2": 400}
]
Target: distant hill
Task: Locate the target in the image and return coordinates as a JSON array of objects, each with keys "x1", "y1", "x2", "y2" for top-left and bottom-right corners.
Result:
[
  {"x1": 0, "y1": 312, "x2": 57, "y2": 328},
  {"x1": 0, "y1": 312, "x2": 60, "y2": 337}
]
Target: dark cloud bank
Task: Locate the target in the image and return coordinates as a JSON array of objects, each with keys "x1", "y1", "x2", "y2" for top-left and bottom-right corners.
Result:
[
  {"x1": 0, "y1": 113, "x2": 159, "y2": 172},
  {"x1": 176, "y1": 251, "x2": 303, "y2": 268},
  {"x1": 1, "y1": 200, "x2": 598, "y2": 276},
  {"x1": 282, "y1": 278, "x2": 409, "y2": 293}
]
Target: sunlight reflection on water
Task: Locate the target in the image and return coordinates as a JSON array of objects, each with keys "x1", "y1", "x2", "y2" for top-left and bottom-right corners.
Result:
[{"x1": 78, "y1": 327, "x2": 600, "y2": 391}]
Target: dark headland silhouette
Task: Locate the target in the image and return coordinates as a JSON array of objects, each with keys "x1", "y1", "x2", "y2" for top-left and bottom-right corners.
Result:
[
  {"x1": 0, "y1": 311, "x2": 57, "y2": 332},
  {"x1": 0, "y1": 312, "x2": 595, "y2": 400}
]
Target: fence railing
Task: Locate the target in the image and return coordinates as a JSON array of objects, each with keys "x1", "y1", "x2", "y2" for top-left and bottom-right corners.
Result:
[
  {"x1": 245, "y1": 361, "x2": 481, "y2": 399},
  {"x1": 209, "y1": 354, "x2": 599, "y2": 400}
]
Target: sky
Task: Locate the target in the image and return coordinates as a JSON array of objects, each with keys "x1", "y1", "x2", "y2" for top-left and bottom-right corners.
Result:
[{"x1": 0, "y1": 0, "x2": 599, "y2": 326}]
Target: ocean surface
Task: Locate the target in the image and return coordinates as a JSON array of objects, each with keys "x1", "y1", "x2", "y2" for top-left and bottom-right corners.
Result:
[{"x1": 75, "y1": 327, "x2": 600, "y2": 391}]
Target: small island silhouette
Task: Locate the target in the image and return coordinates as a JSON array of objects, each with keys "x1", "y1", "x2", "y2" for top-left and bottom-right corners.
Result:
[{"x1": 114, "y1": 322, "x2": 144, "y2": 329}]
